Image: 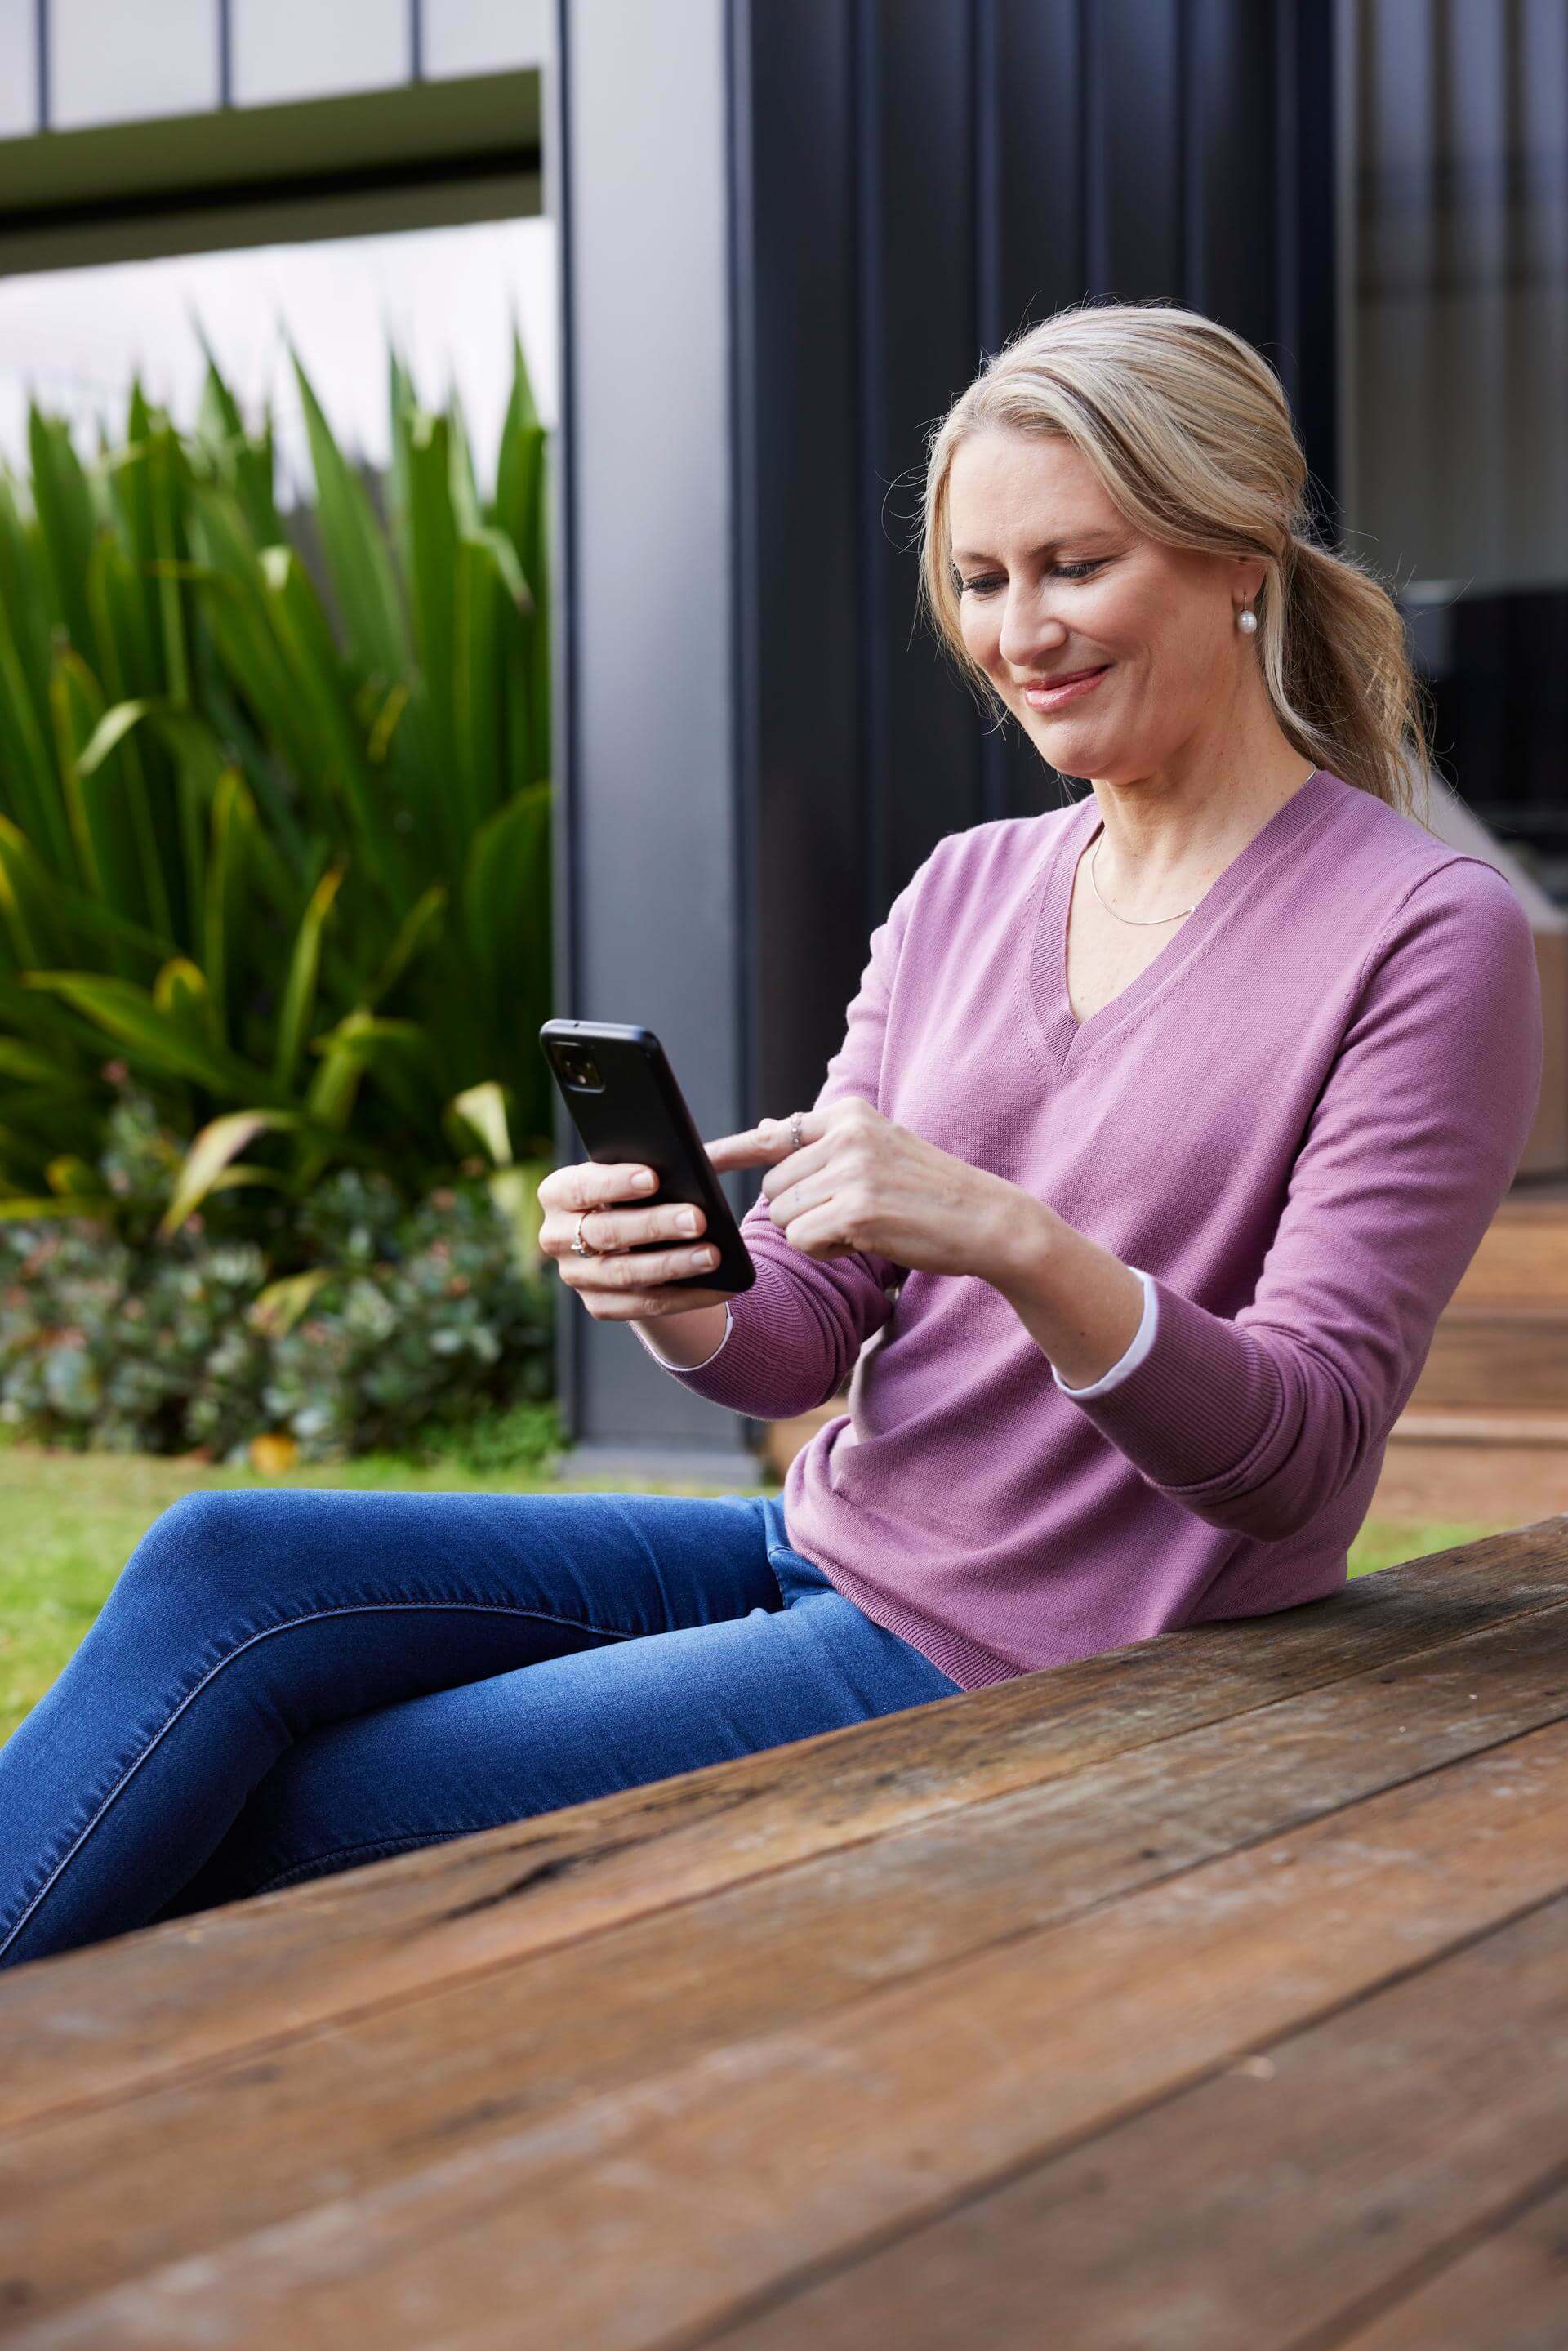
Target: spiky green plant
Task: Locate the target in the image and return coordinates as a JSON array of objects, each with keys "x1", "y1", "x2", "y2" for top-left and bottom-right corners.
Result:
[{"x1": 0, "y1": 329, "x2": 553, "y2": 1249}]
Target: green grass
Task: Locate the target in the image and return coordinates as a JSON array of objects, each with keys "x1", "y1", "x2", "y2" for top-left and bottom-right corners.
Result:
[
  {"x1": 0, "y1": 1434, "x2": 1496, "y2": 1744},
  {"x1": 1345, "y1": 1518, "x2": 1495, "y2": 1578},
  {"x1": 0, "y1": 1435, "x2": 774, "y2": 1743}
]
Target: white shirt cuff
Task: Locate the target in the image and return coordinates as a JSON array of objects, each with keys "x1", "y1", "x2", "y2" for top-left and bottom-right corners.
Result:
[
  {"x1": 631, "y1": 1298, "x2": 733, "y2": 1373},
  {"x1": 1054, "y1": 1268, "x2": 1159, "y2": 1399}
]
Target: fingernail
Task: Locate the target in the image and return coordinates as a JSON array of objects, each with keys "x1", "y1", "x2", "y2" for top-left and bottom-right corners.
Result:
[
  {"x1": 632, "y1": 1170, "x2": 656, "y2": 1191},
  {"x1": 676, "y1": 1208, "x2": 698, "y2": 1233}
]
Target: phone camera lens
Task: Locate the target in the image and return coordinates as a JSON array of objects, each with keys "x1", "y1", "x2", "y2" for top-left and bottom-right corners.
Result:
[{"x1": 559, "y1": 1047, "x2": 603, "y2": 1093}]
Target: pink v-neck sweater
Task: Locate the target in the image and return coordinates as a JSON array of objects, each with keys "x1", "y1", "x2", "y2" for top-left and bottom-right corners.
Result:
[{"x1": 654, "y1": 768, "x2": 1543, "y2": 1689}]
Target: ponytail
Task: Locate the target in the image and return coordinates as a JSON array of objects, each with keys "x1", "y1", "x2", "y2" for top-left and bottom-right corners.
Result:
[{"x1": 1263, "y1": 532, "x2": 1434, "y2": 822}]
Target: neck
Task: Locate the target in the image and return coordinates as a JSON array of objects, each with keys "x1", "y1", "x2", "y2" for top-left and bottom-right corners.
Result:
[{"x1": 1085, "y1": 714, "x2": 1318, "y2": 900}]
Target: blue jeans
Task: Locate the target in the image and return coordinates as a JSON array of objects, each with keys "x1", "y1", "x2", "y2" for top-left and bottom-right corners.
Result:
[{"x1": 0, "y1": 1485, "x2": 963, "y2": 1970}]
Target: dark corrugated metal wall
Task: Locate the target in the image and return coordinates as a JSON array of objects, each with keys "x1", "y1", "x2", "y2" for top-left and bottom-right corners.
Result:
[{"x1": 746, "y1": 0, "x2": 1340, "y2": 1129}]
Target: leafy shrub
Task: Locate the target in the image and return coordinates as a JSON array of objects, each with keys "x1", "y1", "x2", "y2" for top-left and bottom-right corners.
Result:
[
  {"x1": 0, "y1": 1095, "x2": 558, "y2": 1463},
  {"x1": 0, "y1": 330, "x2": 554, "y2": 1240}
]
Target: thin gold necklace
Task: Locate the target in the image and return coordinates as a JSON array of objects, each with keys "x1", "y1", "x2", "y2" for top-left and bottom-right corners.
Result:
[
  {"x1": 1085, "y1": 763, "x2": 1321, "y2": 924},
  {"x1": 1088, "y1": 833, "x2": 1198, "y2": 926}
]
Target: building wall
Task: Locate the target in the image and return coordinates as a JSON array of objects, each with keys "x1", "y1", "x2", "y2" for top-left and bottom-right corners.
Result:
[
  {"x1": 558, "y1": 0, "x2": 1564, "y2": 1463},
  {"x1": 0, "y1": 0, "x2": 548, "y2": 131},
  {"x1": 552, "y1": 0, "x2": 1344, "y2": 1467},
  {"x1": 4, "y1": 0, "x2": 1557, "y2": 1464},
  {"x1": 1345, "y1": 0, "x2": 1568, "y2": 880}
]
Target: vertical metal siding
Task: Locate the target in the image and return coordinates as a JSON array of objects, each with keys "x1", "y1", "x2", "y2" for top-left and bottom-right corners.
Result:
[
  {"x1": 828, "y1": 0, "x2": 1327, "y2": 912},
  {"x1": 554, "y1": 0, "x2": 1340, "y2": 1457}
]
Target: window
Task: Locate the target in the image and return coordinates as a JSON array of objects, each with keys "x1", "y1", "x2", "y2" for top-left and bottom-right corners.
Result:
[{"x1": 1343, "y1": 0, "x2": 1568, "y2": 884}]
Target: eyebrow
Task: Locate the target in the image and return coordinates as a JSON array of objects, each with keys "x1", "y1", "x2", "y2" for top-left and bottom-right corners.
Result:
[{"x1": 949, "y1": 534, "x2": 1116, "y2": 567}]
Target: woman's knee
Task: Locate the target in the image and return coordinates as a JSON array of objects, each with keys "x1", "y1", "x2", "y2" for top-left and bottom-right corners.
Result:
[{"x1": 116, "y1": 1487, "x2": 283, "y2": 1620}]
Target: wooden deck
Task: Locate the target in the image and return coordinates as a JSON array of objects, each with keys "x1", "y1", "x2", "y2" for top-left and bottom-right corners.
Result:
[
  {"x1": 1384, "y1": 1180, "x2": 1568, "y2": 1523},
  {"x1": 4, "y1": 1520, "x2": 1568, "y2": 2346}
]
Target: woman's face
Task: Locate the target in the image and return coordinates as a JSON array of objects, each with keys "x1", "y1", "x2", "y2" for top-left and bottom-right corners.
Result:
[{"x1": 947, "y1": 425, "x2": 1261, "y2": 782}]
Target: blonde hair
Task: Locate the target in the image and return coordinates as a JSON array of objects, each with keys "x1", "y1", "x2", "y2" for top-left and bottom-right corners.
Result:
[{"x1": 916, "y1": 298, "x2": 1433, "y2": 821}]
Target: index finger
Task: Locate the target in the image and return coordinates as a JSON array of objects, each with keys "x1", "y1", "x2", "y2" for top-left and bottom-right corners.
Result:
[
  {"x1": 710, "y1": 1111, "x2": 834, "y2": 1167},
  {"x1": 701, "y1": 1129, "x2": 782, "y2": 1170},
  {"x1": 542, "y1": 1160, "x2": 661, "y2": 1211}
]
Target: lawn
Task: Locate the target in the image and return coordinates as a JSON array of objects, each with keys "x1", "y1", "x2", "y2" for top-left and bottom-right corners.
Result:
[
  {"x1": 0, "y1": 1436, "x2": 1499, "y2": 1743},
  {"x1": 0, "y1": 1436, "x2": 768, "y2": 1744}
]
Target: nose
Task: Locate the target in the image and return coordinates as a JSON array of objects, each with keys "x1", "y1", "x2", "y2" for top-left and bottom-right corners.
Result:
[{"x1": 996, "y1": 585, "x2": 1070, "y2": 675}]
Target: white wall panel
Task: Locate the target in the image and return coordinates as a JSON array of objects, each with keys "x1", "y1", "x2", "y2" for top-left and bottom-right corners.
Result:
[
  {"x1": 0, "y1": 0, "x2": 38, "y2": 138},
  {"x1": 424, "y1": 0, "x2": 550, "y2": 79},
  {"x1": 51, "y1": 0, "x2": 217, "y2": 130},
  {"x1": 233, "y1": 0, "x2": 408, "y2": 108}
]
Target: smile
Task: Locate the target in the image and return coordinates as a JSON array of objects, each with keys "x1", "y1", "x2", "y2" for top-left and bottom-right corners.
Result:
[{"x1": 1021, "y1": 666, "x2": 1111, "y2": 710}]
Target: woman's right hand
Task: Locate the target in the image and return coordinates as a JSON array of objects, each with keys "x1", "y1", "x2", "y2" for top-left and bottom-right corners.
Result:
[{"x1": 537, "y1": 1160, "x2": 731, "y2": 1325}]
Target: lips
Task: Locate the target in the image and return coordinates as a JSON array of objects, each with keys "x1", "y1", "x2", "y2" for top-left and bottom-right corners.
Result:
[{"x1": 1022, "y1": 665, "x2": 1111, "y2": 709}]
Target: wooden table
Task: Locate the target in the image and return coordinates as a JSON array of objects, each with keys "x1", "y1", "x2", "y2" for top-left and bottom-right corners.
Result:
[{"x1": 5, "y1": 1520, "x2": 1568, "y2": 2348}]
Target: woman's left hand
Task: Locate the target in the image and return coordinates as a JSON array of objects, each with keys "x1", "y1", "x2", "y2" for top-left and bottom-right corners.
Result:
[{"x1": 702, "y1": 1097, "x2": 1028, "y2": 1285}]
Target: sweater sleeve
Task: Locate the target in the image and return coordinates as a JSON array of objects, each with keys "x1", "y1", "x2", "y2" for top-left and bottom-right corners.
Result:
[
  {"x1": 643, "y1": 869, "x2": 924, "y2": 1419},
  {"x1": 1062, "y1": 858, "x2": 1544, "y2": 1540}
]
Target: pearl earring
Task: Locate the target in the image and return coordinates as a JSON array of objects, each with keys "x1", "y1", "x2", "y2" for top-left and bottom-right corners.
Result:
[{"x1": 1237, "y1": 599, "x2": 1258, "y2": 635}]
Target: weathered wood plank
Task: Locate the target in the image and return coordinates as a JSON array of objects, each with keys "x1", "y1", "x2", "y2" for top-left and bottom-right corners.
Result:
[
  {"x1": 6, "y1": 1592, "x2": 1568, "y2": 2335},
  {"x1": 1330, "y1": 2175, "x2": 1568, "y2": 2351},
  {"x1": 13, "y1": 1719, "x2": 1568, "y2": 2349},
  {"x1": 703, "y1": 1893, "x2": 1568, "y2": 2349},
  {"x1": 4, "y1": 1525, "x2": 1564, "y2": 2134}
]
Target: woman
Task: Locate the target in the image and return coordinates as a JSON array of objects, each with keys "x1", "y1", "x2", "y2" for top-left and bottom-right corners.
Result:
[{"x1": 0, "y1": 301, "x2": 1540, "y2": 1970}]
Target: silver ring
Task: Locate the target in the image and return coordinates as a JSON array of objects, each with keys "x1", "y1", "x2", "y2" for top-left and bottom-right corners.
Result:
[
  {"x1": 788, "y1": 1112, "x2": 804, "y2": 1151},
  {"x1": 571, "y1": 1210, "x2": 599, "y2": 1258}
]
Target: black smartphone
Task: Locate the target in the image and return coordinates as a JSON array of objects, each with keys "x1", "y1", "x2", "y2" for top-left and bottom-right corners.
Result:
[{"x1": 538, "y1": 1020, "x2": 757, "y2": 1293}]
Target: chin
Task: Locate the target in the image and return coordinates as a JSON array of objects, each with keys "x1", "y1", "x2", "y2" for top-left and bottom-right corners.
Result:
[{"x1": 1027, "y1": 717, "x2": 1111, "y2": 763}]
